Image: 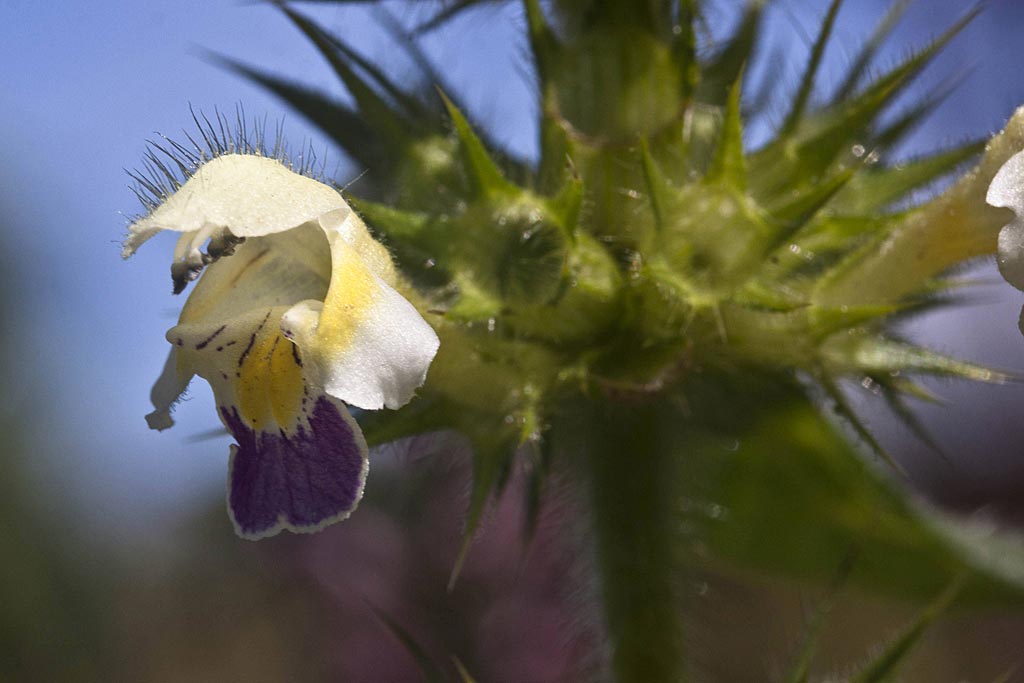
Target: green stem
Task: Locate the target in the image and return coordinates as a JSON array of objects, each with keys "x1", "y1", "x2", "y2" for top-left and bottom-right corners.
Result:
[{"x1": 569, "y1": 400, "x2": 687, "y2": 682}]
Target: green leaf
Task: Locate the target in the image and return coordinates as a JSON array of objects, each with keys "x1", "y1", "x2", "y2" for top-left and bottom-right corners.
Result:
[
  {"x1": 285, "y1": 0, "x2": 511, "y2": 35},
  {"x1": 523, "y1": 0, "x2": 558, "y2": 85},
  {"x1": 813, "y1": 105, "x2": 1024, "y2": 308},
  {"x1": 451, "y1": 657, "x2": 479, "y2": 683},
  {"x1": 546, "y1": 173, "x2": 584, "y2": 235},
  {"x1": 446, "y1": 275, "x2": 503, "y2": 322},
  {"x1": 890, "y1": 378, "x2": 947, "y2": 406},
  {"x1": 296, "y1": 5, "x2": 437, "y2": 124},
  {"x1": 673, "y1": 371, "x2": 1024, "y2": 606},
  {"x1": 448, "y1": 421, "x2": 518, "y2": 590},
  {"x1": 522, "y1": 434, "x2": 552, "y2": 546},
  {"x1": 373, "y1": 8, "x2": 530, "y2": 183},
  {"x1": 371, "y1": 7, "x2": 474, "y2": 126},
  {"x1": 639, "y1": 137, "x2": 671, "y2": 232},
  {"x1": 357, "y1": 392, "x2": 451, "y2": 449},
  {"x1": 439, "y1": 91, "x2": 517, "y2": 198},
  {"x1": 869, "y1": 5, "x2": 981, "y2": 96},
  {"x1": 817, "y1": 372, "x2": 904, "y2": 474},
  {"x1": 537, "y1": 110, "x2": 573, "y2": 195},
  {"x1": 351, "y1": 198, "x2": 438, "y2": 247},
  {"x1": 278, "y1": 4, "x2": 418, "y2": 144},
  {"x1": 697, "y1": 1, "x2": 763, "y2": 105},
  {"x1": 831, "y1": 0, "x2": 912, "y2": 102},
  {"x1": 523, "y1": 0, "x2": 570, "y2": 193},
  {"x1": 413, "y1": 0, "x2": 507, "y2": 35},
  {"x1": 870, "y1": 68, "x2": 969, "y2": 152},
  {"x1": 875, "y1": 378, "x2": 947, "y2": 461},
  {"x1": 369, "y1": 605, "x2": 447, "y2": 683},
  {"x1": 824, "y1": 336, "x2": 1015, "y2": 384},
  {"x1": 569, "y1": 0, "x2": 669, "y2": 32},
  {"x1": 781, "y1": 554, "x2": 857, "y2": 683},
  {"x1": 850, "y1": 579, "x2": 962, "y2": 683},
  {"x1": 706, "y1": 73, "x2": 746, "y2": 191},
  {"x1": 743, "y1": 43, "x2": 785, "y2": 119},
  {"x1": 674, "y1": 0, "x2": 699, "y2": 99},
  {"x1": 205, "y1": 53, "x2": 393, "y2": 174},
  {"x1": 780, "y1": 0, "x2": 844, "y2": 137},
  {"x1": 833, "y1": 139, "x2": 985, "y2": 214},
  {"x1": 810, "y1": 302, "x2": 904, "y2": 340},
  {"x1": 767, "y1": 166, "x2": 856, "y2": 247},
  {"x1": 750, "y1": 6, "x2": 979, "y2": 201}
]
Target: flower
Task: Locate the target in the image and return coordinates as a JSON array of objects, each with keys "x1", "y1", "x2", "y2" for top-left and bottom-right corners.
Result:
[
  {"x1": 989, "y1": 149, "x2": 1024, "y2": 294},
  {"x1": 124, "y1": 152, "x2": 440, "y2": 539}
]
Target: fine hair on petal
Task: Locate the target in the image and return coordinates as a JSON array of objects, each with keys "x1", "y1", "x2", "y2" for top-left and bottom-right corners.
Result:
[{"x1": 127, "y1": 104, "x2": 330, "y2": 222}]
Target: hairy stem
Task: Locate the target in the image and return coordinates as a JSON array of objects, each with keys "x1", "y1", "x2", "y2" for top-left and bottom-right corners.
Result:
[{"x1": 568, "y1": 400, "x2": 687, "y2": 682}]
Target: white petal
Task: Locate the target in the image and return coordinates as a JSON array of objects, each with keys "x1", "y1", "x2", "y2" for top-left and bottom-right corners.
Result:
[
  {"x1": 123, "y1": 223, "x2": 164, "y2": 257},
  {"x1": 178, "y1": 225, "x2": 331, "y2": 326},
  {"x1": 283, "y1": 280, "x2": 439, "y2": 411},
  {"x1": 987, "y1": 149, "x2": 1024, "y2": 210},
  {"x1": 325, "y1": 282, "x2": 438, "y2": 409},
  {"x1": 989, "y1": 150, "x2": 1024, "y2": 291},
  {"x1": 318, "y1": 208, "x2": 398, "y2": 284},
  {"x1": 145, "y1": 348, "x2": 193, "y2": 431},
  {"x1": 278, "y1": 209, "x2": 439, "y2": 410},
  {"x1": 124, "y1": 154, "x2": 347, "y2": 257},
  {"x1": 998, "y1": 220, "x2": 1024, "y2": 291}
]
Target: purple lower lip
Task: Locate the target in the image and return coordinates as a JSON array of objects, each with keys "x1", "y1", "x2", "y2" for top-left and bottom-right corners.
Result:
[{"x1": 222, "y1": 395, "x2": 366, "y2": 539}]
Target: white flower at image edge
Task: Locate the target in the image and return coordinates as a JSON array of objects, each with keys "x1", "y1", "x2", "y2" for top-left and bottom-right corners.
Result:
[
  {"x1": 988, "y1": 149, "x2": 1024, "y2": 333},
  {"x1": 123, "y1": 154, "x2": 440, "y2": 540}
]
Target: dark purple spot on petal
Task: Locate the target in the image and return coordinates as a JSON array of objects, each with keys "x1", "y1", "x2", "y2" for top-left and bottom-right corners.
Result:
[
  {"x1": 195, "y1": 324, "x2": 227, "y2": 350},
  {"x1": 237, "y1": 311, "x2": 271, "y2": 367},
  {"x1": 221, "y1": 397, "x2": 366, "y2": 539},
  {"x1": 237, "y1": 334, "x2": 257, "y2": 367}
]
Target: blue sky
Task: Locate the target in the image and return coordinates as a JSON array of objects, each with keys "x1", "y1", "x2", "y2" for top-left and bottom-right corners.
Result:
[{"x1": 3, "y1": 0, "x2": 1024, "y2": 549}]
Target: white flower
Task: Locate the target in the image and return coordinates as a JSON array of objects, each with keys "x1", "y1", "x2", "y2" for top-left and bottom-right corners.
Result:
[
  {"x1": 987, "y1": 148, "x2": 1024, "y2": 294},
  {"x1": 125, "y1": 153, "x2": 440, "y2": 539}
]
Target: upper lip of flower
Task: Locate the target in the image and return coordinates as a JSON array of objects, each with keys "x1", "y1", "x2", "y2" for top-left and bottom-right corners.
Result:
[{"x1": 123, "y1": 153, "x2": 348, "y2": 259}]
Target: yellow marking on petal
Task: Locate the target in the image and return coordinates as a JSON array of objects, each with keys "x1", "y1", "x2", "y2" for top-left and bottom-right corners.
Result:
[
  {"x1": 316, "y1": 241, "x2": 379, "y2": 352},
  {"x1": 268, "y1": 335, "x2": 305, "y2": 427},
  {"x1": 349, "y1": 224, "x2": 397, "y2": 285},
  {"x1": 237, "y1": 326, "x2": 305, "y2": 431}
]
